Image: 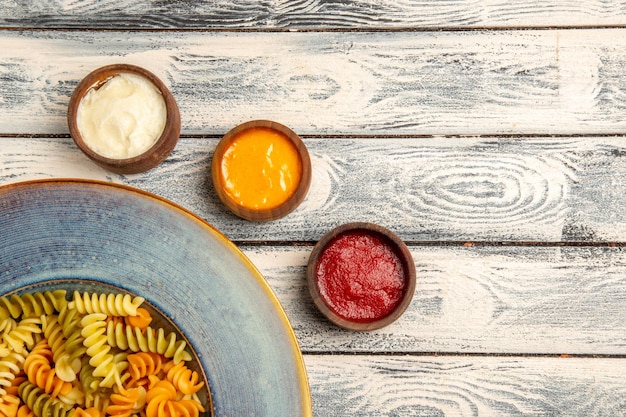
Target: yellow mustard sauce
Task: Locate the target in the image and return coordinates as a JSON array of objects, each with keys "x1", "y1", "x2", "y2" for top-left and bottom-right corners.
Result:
[{"x1": 220, "y1": 127, "x2": 302, "y2": 210}]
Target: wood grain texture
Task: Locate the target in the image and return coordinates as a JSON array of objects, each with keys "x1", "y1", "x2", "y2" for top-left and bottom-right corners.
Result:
[
  {"x1": 5, "y1": 4, "x2": 626, "y2": 416},
  {"x1": 305, "y1": 355, "x2": 626, "y2": 416},
  {"x1": 245, "y1": 245, "x2": 626, "y2": 354},
  {"x1": 1, "y1": 1, "x2": 625, "y2": 29},
  {"x1": 1, "y1": 29, "x2": 626, "y2": 136},
  {"x1": 2, "y1": 136, "x2": 625, "y2": 242}
]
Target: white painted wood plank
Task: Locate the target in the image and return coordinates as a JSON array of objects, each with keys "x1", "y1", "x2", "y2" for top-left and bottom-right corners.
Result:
[
  {"x1": 2, "y1": 136, "x2": 625, "y2": 242},
  {"x1": 1, "y1": 30, "x2": 626, "y2": 136},
  {"x1": 242, "y1": 245, "x2": 626, "y2": 355},
  {"x1": 1, "y1": 0, "x2": 626, "y2": 29},
  {"x1": 304, "y1": 355, "x2": 626, "y2": 416}
]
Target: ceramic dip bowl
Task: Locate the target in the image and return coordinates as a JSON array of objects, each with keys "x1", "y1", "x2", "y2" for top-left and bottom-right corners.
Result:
[
  {"x1": 67, "y1": 64, "x2": 180, "y2": 174},
  {"x1": 307, "y1": 222, "x2": 416, "y2": 331},
  {"x1": 211, "y1": 120, "x2": 311, "y2": 222}
]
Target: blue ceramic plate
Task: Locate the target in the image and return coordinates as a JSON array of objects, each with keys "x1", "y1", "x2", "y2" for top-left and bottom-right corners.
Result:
[{"x1": 0, "y1": 179, "x2": 312, "y2": 417}]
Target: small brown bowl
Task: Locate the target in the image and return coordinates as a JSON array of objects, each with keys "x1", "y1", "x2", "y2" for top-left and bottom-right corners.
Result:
[
  {"x1": 211, "y1": 120, "x2": 311, "y2": 222},
  {"x1": 68, "y1": 64, "x2": 180, "y2": 174},
  {"x1": 307, "y1": 222, "x2": 416, "y2": 331}
]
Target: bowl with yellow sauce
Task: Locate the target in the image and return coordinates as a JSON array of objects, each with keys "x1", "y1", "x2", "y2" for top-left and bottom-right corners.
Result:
[
  {"x1": 211, "y1": 120, "x2": 312, "y2": 222},
  {"x1": 67, "y1": 64, "x2": 181, "y2": 174}
]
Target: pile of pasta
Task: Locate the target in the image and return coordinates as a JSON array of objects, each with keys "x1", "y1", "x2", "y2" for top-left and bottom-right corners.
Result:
[{"x1": 0, "y1": 290, "x2": 207, "y2": 417}]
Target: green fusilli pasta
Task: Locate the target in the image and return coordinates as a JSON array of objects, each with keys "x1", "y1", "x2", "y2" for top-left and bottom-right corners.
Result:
[
  {"x1": 58, "y1": 305, "x2": 87, "y2": 365},
  {"x1": 18, "y1": 381, "x2": 75, "y2": 417},
  {"x1": 106, "y1": 321, "x2": 191, "y2": 363}
]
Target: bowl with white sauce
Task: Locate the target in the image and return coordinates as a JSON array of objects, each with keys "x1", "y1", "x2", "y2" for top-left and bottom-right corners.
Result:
[{"x1": 68, "y1": 64, "x2": 180, "y2": 174}]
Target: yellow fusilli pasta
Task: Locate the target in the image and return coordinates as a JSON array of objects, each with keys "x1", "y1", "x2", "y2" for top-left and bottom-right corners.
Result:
[
  {"x1": 3, "y1": 318, "x2": 42, "y2": 354},
  {"x1": 80, "y1": 314, "x2": 126, "y2": 389},
  {"x1": 0, "y1": 351, "x2": 25, "y2": 397},
  {"x1": 0, "y1": 291, "x2": 67, "y2": 321},
  {"x1": 69, "y1": 293, "x2": 144, "y2": 317}
]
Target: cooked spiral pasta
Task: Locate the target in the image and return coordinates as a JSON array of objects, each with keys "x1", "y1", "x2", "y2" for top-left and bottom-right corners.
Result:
[
  {"x1": 0, "y1": 319, "x2": 16, "y2": 358},
  {"x1": 56, "y1": 385, "x2": 85, "y2": 408},
  {"x1": 0, "y1": 352, "x2": 25, "y2": 396},
  {"x1": 82, "y1": 387, "x2": 110, "y2": 414},
  {"x1": 0, "y1": 393, "x2": 20, "y2": 417},
  {"x1": 0, "y1": 376, "x2": 25, "y2": 417},
  {"x1": 2, "y1": 375, "x2": 26, "y2": 402},
  {"x1": 78, "y1": 357, "x2": 100, "y2": 399},
  {"x1": 125, "y1": 308, "x2": 152, "y2": 330},
  {"x1": 0, "y1": 351, "x2": 26, "y2": 397},
  {"x1": 57, "y1": 305, "x2": 82, "y2": 339},
  {"x1": 18, "y1": 381, "x2": 75, "y2": 417},
  {"x1": 105, "y1": 386, "x2": 145, "y2": 417},
  {"x1": 80, "y1": 314, "x2": 124, "y2": 389},
  {"x1": 71, "y1": 407, "x2": 101, "y2": 417},
  {"x1": 3, "y1": 318, "x2": 42, "y2": 354},
  {"x1": 1, "y1": 289, "x2": 207, "y2": 416},
  {"x1": 126, "y1": 352, "x2": 163, "y2": 381},
  {"x1": 16, "y1": 404, "x2": 36, "y2": 417},
  {"x1": 0, "y1": 291, "x2": 67, "y2": 321},
  {"x1": 163, "y1": 361, "x2": 204, "y2": 395},
  {"x1": 70, "y1": 293, "x2": 144, "y2": 317},
  {"x1": 144, "y1": 380, "x2": 205, "y2": 417},
  {"x1": 41, "y1": 315, "x2": 78, "y2": 383},
  {"x1": 0, "y1": 317, "x2": 16, "y2": 336},
  {"x1": 58, "y1": 307, "x2": 86, "y2": 365},
  {"x1": 106, "y1": 323, "x2": 191, "y2": 364},
  {"x1": 23, "y1": 339, "x2": 72, "y2": 398}
]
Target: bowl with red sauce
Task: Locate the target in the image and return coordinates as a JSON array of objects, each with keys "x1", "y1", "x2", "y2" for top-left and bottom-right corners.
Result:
[{"x1": 307, "y1": 222, "x2": 416, "y2": 331}]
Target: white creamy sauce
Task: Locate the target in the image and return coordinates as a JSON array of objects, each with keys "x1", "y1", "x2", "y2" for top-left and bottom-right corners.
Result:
[{"x1": 76, "y1": 73, "x2": 167, "y2": 159}]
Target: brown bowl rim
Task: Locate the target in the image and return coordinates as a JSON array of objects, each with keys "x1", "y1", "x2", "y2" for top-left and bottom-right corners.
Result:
[
  {"x1": 67, "y1": 64, "x2": 181, "y2": 174},
  {"x1": 306, "y1": 222, "x2": 416, "y2": 331},
  {"x1": 211, "y1": 120, "x2": 312, "y2": 222}
]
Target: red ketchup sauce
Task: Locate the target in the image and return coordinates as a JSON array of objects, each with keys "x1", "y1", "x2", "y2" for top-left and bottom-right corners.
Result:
[{"x1": 315, "y1": 230, "x2": 407, "y2": 323}]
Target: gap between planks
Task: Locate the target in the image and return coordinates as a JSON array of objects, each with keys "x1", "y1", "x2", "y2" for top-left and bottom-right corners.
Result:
[
  {"x1": 2, "y1": 133, "x2": 626, "y2": 139},
  {"x1": 235, "y1": 240, "x2": 626, "y2": 247},
  {"x1": 300, "y1": 351, "x2": 626, "y2": 359},
  {"x1": 2, "y1": 25, "x2": 626, "y2": 33}
]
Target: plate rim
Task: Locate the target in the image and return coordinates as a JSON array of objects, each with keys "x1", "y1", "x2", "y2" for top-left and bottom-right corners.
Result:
[{"x1": 0, "y1": 178, "x2": 313, "y2": 417}]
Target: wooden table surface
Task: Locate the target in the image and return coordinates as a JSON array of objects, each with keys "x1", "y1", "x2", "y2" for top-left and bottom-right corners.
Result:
[{"x1": 2, "y1": 2, "x2": 626, "y2": 415}]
